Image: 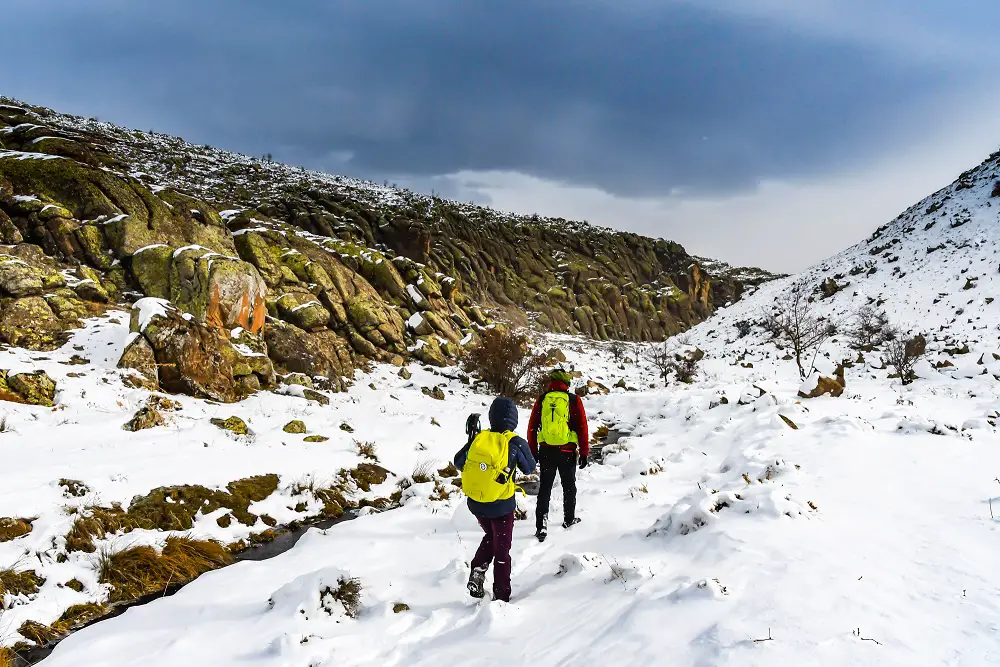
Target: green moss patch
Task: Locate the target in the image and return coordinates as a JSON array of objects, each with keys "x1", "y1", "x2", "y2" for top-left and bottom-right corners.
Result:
[
  {"x1": 210, "y1": 416, "x2": 249, "y2": 435},
  {"x1": 283, "y1": 420, "x2": 306, "y2": 434}
]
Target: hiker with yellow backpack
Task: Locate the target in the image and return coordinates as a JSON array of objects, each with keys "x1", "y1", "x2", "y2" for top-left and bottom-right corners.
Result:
[
  {"x1": 454, "y1": 396, "x2": 536, "y2": 602},
  {"x1": 528, "y1": 368, "x2": 589, "y2": 542}
]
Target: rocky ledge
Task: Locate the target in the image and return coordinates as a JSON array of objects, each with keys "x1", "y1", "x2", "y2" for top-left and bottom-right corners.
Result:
[{"x1": 0, "y1": 98, "x2": 775, "y2": 401}]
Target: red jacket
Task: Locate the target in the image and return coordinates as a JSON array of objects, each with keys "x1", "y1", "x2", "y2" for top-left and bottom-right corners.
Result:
[{"x1": 527, "y1": 381, "x2": 589, "y2": 458}]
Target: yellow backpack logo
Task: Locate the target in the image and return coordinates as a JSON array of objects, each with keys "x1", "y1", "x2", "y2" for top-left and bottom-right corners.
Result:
[{"x1": 461, "y1": 431, "x2": 517, "y2": 503}]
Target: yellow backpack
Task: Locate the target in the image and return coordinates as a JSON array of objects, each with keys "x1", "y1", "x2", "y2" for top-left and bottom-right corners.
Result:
[
  {"x1": 461, "y1": 430, "x2": 517, "y2": 503},
  {"x1": 539, "y1": 391, "x2": 577, "y2": 446}
]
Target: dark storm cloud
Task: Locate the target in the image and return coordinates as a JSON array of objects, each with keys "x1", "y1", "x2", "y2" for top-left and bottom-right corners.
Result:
[{"x1": 0, "y1": 0, "x2": 991, "y2": 198}]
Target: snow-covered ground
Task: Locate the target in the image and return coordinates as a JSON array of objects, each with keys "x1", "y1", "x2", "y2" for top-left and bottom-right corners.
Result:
[
  {"x1": 1, "y1": 310, "x2": 996, "y2": 666},
  {"x1": 2, "y1": 141, "x2": 998, "y2": 665}
]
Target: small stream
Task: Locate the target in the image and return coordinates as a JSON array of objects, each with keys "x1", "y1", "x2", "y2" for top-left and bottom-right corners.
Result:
[
  {"x1": 591, "y1": 428, "x2": 631, "y2": 463},
  {"x1": 14, "y1": 509, "x2": 365, "y2": 666}
]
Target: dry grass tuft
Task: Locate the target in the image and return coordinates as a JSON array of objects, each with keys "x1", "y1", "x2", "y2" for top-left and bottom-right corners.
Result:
[
  {"x1": 429, "y1": 480, "x2": 456, "y2": 501},
  {"x1": 410, "y1": 461, "x2": 435, "y2": 484},
  {"x1": 354, "y1": 440, "x2": 379, "y2": 461},
  {"x1": 65, "y1": 474, "x2": 281, "y2": 552},
  {"x1": 592, "y1": 424, "x2": 610, "y2": 443},
  {"x1": 436, "y1": 463, "x2": 459, "y2": 478},
  {"x1": 52, "y1": 602, "x2": 107, "y2": 633},
  {"x1": 65, "y1": 504, "x2": 138, "y2": 553},
  {"x1": 0, "y1": 568, "x2": 45, "y2": 597},
  {"x1": 0, "y1": 647, "x2": 13, "y2": 667},
  {"x1": 99, "y1": 537, "x2": 232, "y2": 603},
  {"x1": 0, "y1": 517, "x2": 34, "y2": 542},
  {"x1": 17, "y1": 619, "x2": 60, "y2": 646}
]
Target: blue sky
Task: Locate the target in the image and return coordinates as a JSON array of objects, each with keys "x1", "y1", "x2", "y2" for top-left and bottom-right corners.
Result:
[{"x1": 4, "y1": 0, "x2": 1000, "y2": 271}]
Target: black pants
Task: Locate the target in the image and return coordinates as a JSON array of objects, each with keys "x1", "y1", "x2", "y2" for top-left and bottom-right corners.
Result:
[{"x1": 535, "y1": 448, "x2": 577, "y2": 530}]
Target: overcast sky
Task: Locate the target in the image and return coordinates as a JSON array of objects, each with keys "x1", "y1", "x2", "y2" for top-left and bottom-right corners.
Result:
[{"x1": 4, "y1": 1, "x2": 1000, "y2": 272}]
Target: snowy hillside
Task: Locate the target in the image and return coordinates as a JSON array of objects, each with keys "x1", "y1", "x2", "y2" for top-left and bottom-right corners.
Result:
[
  {"x1": 692, "y1": 146, "x2": 1000, "y2": 357},
  {"x1": 2, "y1": 308, "x2": 998, "y2": 666}
]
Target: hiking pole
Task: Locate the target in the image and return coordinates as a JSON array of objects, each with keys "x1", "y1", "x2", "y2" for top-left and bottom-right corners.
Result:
[{"x1": 465, "y1": 413, "x2": 481, "y2": 447}]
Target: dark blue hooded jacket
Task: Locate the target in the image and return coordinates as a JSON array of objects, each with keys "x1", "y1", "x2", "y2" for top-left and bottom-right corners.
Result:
[{"x1": 454, "y1": 397, "x2": 536, "y2": 518}]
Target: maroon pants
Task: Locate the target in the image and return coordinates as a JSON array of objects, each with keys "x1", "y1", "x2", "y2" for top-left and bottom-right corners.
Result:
[{"x1": 472, "y1": 514, "x2": 515, "y2": 601}]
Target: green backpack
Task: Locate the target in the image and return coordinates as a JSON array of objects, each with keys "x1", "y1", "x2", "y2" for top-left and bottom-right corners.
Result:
[{"x1": 539, "y1": 391, "x2": 577, "y2": 446}]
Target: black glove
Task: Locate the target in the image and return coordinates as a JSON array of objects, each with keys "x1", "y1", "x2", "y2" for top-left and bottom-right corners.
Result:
[{"x1": 579, "y1": 455, "x2": 589, "y2": 469}]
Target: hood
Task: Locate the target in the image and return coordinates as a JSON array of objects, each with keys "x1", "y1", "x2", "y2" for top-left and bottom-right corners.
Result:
[
  {"x1": 488, "y1": 397, "x2": 519, "y2": 432},
  {"x1": 546, "y1": 380, "x2": 570, "y2": 393}
]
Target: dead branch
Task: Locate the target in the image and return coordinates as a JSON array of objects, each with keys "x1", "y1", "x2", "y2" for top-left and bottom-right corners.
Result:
[{"x1": 853, "y1": 628, "x2": 882, "y2": 646}]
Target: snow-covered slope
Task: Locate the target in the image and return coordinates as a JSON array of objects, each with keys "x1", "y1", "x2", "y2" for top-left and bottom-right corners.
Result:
[
  {"x1": 20, "y1": 327, "x2": 1000, "y2": 667},
  {"x1": 691, "y1": 147, "x2": 1000, "y2": 357}
]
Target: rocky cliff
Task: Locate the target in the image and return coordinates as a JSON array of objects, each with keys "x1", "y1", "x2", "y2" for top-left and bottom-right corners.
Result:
[{"x1": 0, "y1": 97, "x2": 772, "y2": 400}]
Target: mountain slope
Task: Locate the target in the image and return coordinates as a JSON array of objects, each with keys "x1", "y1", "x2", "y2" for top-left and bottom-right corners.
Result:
[
  {"x1": 0, "y1": 96, "x2": 774, "y2": 384},
  {"x1": 687, "y1": 145, "x2": 1000, "y2": 365}
]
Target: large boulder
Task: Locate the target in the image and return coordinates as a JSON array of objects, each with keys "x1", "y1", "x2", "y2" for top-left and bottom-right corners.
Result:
[
  {"x1": 123, "y1": 298, "x2": 274, "y2": 402},
  {"x1": 263, "y1": 320, "x2": 352, "y2": 391},
  {"x1": 130, "y1": 244, "x2": 173, "y2": 299},
  {"x1": 798, "y1": 365, "x2": 846, "y2": 399},
  {"x1": 0, "y1": 252, "x2": 65, "y2": 296},
  {"x1": 169, "y1": 246, "x2": 268, "y2": 332},
  {"x1": 275, "y1": 291, "x2": 331, "y2": 331},
  {"x1": 0, "y1": 369, "x2": 57, "y2": 406},
  {"x1": 0, "y1": 296, "x2": 68, "y2": 350},
  {"x1": 118, "y1": 333, "x2": 159, "y2": 390}
]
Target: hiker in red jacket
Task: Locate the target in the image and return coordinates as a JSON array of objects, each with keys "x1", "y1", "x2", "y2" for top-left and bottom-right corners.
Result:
[{"x1": 527, "y1": 368, "x2": 589, "y2": 541}]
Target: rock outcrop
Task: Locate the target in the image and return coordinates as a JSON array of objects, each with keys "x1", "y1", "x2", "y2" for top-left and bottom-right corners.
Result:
[
  {"x1": 122, "y1": 298, "x2": 274, "y2": 402},
  {"x1": 0, "y1": 96, "x2": 773, "y2": 400}
]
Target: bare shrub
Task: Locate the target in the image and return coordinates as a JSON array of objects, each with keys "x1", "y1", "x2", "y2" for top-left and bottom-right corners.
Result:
[
  {"x1": 608, "y1": 339, "x2": 628, "y2": 363},
  {"x1": 760, "y1": 286, "x2": 837, "y2": 378},
  {"x1": 848, "y1": 306, "x2": 891, "y2": 349},
  {"x1": 670, "y1": 348, "x2": 703, "y2": 383},
  {"x1": 461, "y1": 328, "x2": 545, "y2": 401},
  {"x1": 883, "y1": 328, "x2": 926, "y2": 385},
  {"x1": 646, "y1": 342, "x2": 702, "y2": 384},
  {"x1": 646, "y1": 341, "x2": 674, "y2": 384}
]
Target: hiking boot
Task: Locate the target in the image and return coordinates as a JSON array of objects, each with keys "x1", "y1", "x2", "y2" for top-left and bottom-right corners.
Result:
[
  {"x1": 562, "y1": 517, "x2": 581, "y2": 529},
  {"x1": 536, "y1": 516, "x2": 548, "y2": 542},
  {"x1": 467, "y1": 567, "x2": 487, "y2": 599}
]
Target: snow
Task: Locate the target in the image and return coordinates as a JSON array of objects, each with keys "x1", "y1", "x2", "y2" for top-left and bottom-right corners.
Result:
[
  {"x1": 406, "y1": 311, "x2": 424, "y2": 329},
  {"x1": 290, "y1": 300, "x2": 323, "y2": 313},
  {"x1": 132, "y1": 297, "x2": 172, "y2": 331},
  {"x1": 172, "y1": 244, "x2": 210, "y2": 258},
  {"x1": 799, "y1": 372, "x2": 821, "y2": 395},
  {"x1": 0, "y1": 149, "x2": 64, "y2": 161},
  {"x1": 406, "y1": 284, "x2": 424, "y2": 305},
  {"x1": 133, "y1": 243, "x2": 171, "y2": 255},
  {"x1": 0, "y1": 300, "x2": 993, "y2": 666}
]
